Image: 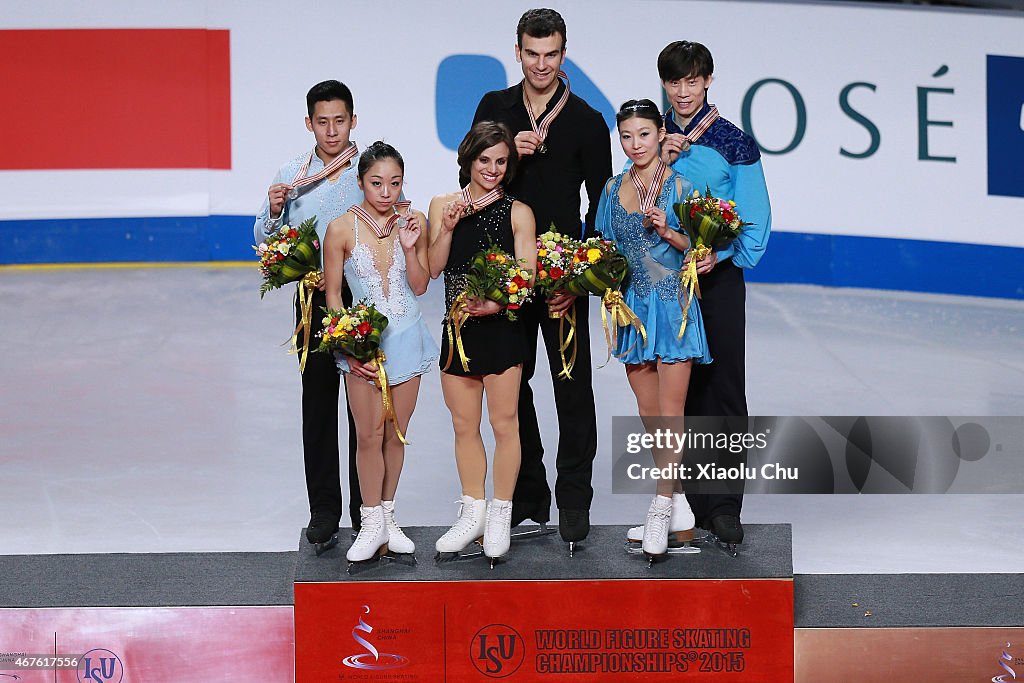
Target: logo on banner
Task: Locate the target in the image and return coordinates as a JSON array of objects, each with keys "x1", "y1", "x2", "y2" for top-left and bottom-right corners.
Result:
[
  {"x1": 341, "y1": 605, "x2": 409, "y2": 671},
  {"x1": 986, "y1": 55, "x2": 1024, "y2": 198},
  {"x1": 992, "y1": 641, "x2": 1019, "y2": 682},
  {"x1": 472, "y1": 624, "x2": 525, "y2": 678},
  {"x1": 77, "y1": 649, "x2": 123, "y2": 683}
]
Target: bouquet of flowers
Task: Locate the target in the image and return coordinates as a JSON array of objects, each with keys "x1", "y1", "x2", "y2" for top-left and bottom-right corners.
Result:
[
  {"x1": 317, "y1": 301, "x2": 389, "y2": 360},
  {"x1": 673, "y1": 186, "x2": 750, "y2": 259},
  {"x1": 463, "y1": 244, "x2": 534, "y2": 320},
  {"x1": 562, "y1": 238, "x2": 629, "y2": 297},
  {"x1": 255, "y1": 216, "x2": 323, "y2": 373},
  {"x1": 671, "y1": 187, "x2": 751, "y2": 339},
  {"x1": 534, "y1": 229, "x2": 581, "y2": 298},
  {"x1": 254, "y1": 216, "x2": 320, "y2": 298},
  {"x1": 442, "y1": 244, "x2": 533, "y2": 374},
  {"x1": 562, "y1": 238, "x2": 644, "y2": 366},
  {"x1": 317, "y1": 301, "x2": 407, "y2": 444}
]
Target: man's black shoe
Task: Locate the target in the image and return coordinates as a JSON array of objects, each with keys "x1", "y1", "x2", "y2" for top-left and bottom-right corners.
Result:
[
  {"x1": 305, "y1": 512, "x2": 340, "y2": 545},
  {"x1": 710, "y1": 514, "x2": 743, "y2": 545},
  {"x1": 558, "y1": 509, "x2": 590, "y2": 543}
]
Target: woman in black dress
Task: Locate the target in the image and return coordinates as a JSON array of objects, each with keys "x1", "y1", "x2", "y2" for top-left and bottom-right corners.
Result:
[{"x1": 427, "y1": 121, "x2": 537, "y2": 564}]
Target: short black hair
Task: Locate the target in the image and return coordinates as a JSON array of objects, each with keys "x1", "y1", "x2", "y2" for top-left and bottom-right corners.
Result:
[
  {"x1": 616, "y1": 99, "x2": 663, "y2": 129},
  {"x1": 357, "y1": 141, "x2": 404, "y2": 179},
  {"x1": 457, "y1": 121, "x2": 518, "y2": 187},
  {"x1": 657, "y1": 41, "x2": 714, "y2": 82},
  {"x1": 516, "y1": 8, "x2": 566, "y2": 50},
  {"x1": 305, "y1": 80, "x2": 354, "y2": 118}
]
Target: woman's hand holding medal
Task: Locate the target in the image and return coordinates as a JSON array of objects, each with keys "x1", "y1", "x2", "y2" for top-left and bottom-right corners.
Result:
[
  {"x1": 441, "y1": 199, "x2": 468, "y2": 233},
  {"x1": 397, "y1": 210, "x2": 422, "y2": 250}
]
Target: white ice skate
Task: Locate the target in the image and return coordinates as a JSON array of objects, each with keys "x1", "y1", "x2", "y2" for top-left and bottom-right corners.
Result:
[
  {"x1": 483, "y1": 499, "x2": 513, "y2": 569},
  {"x1": 347, "y1": 505, "x2": 390, "y2": 569},
  {"x1": 381, "y1": 500, "x2": 415, "y2": 556},
  {"x1": 641, "y1": 495, "x2": 673, "y2": 566},
  {"x1": 435, "y1": 496, "x2": 486, "y2": 561},
  {"x1": 625, "y1": 492, "x2": 701, "y2": 555}
]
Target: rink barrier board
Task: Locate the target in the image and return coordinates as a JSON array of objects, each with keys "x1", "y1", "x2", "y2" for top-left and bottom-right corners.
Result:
[{"x1": 1, "y1": 216, "x2": 1021, "y2": 299}]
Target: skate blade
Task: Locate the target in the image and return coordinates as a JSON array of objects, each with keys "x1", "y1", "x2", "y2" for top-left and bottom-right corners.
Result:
[
  {"x1": 434, "y1": 539, "x2": 484, "y2": 563},
  {"x1": 383, "y1": 550, "x2": 418, "y2": 567},
  {"x1": 511, "y1": 522, "x2": 556, "y2": 540},
  {"x1": 691, "y1": 532, "x2": 740, "y2": 557},
  {"x1": 312, "y1": 533, "x2": 340, "y2": 557},
  {"x1": 624, "y1": 528, "x2": 698, "y2": 544},
  {"x1": 567, "y1": 540, "x2": 583, "y2": 558},
  {"x1": 625, "y1": 541, "x2": 701, "y2": 555},
  {"x1": 346, "y1": 543, "x2": 393, "y2": 574}
]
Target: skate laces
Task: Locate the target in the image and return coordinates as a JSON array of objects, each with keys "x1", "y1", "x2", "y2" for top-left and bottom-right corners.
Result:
[
  {"x1": 647, "y1": 503, "x2": 671, "y2": 536},
  {"x1": 488, "y1": 501, "x2": 512, "y2": 529}
]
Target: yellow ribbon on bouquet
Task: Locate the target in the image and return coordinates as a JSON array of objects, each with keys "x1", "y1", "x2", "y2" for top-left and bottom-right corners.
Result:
[
  {"x1": 677, "y1": 244, "x2": 711, "y2": 340},
  {"x1": 599, "y1": 289, "x2": 647, "y2": 367},
  {"x1": 374, "y1": 349, "x2": 409, "y2": 446},
  {"x1": 441, "y1": 291, "x2": 472, "y2": 373},
  {"x1": 556, "y1": 304, "x2": 578, "y2": 380},
  {"x1": 288, "y1": 270, "x2": 322, "y2": 374}
]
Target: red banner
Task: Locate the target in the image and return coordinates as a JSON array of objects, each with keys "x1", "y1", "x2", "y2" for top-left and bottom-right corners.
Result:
[
  {"x1": 296, "y1": 578, "x2": 794, "y2": 681},
  {"x1": 0, "y1": 29, "x2": 231, "y2": 170}
]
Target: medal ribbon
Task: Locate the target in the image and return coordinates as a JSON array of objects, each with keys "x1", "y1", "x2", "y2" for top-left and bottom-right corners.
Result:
[
  {"x1": 290, "y1": 142, "x2": 359, "y2": 192},
  {"x1": 460, "y1": 186, "x2": 504, "y2": 217},
  {"x1": 628, "y1": 160, "x2": 668, "y2": 214},
  {"x1": 523, "y1": 71, "x2": 570, "y2": 144},
  {"x1": 348, "y1": 201, "x2": 412, "y2": 239},
  {"x1": 679, "y1": 105, "x2": 720, "y2": 147}
]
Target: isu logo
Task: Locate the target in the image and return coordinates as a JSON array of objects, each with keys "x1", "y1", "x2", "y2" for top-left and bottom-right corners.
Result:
[
  {"x1": 342, "y1": 605, "x2": 409, "y2": 671},
  {"x1": 77, "y1": 649, "x2": 123, "y2": 683},
  {"x1": 471, "y1": 624, "x2": 525, "y2": 678}
]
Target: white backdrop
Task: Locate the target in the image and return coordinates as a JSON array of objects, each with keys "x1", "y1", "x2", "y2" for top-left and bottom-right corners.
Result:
[{"x1": 2, "y1": 0, "x2": 1022, "y2": 247}]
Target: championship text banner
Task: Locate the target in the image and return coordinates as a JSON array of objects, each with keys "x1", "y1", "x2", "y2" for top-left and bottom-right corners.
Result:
[{"x1": 295, "y1": 579, "x2": 794, "y2": 681}]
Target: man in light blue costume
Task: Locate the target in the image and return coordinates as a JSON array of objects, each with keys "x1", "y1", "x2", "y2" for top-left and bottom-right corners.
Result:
[
  {"x1": 254, "y1": 80, "x2": 364, "y2": 552},
  {"x1": 658, "y1": 41, "x2": 771, "y2": 549}
]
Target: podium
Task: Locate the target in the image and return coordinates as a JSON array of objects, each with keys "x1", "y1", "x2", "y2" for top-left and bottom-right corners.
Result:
[{"x1": 294, "y1": 524, "x2": 794, "y2": 681}]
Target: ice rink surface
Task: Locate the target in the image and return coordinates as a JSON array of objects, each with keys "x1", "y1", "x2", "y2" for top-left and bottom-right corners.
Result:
[{"x1": 2, "y1": 265, "x2": 1022, "y2": 573}]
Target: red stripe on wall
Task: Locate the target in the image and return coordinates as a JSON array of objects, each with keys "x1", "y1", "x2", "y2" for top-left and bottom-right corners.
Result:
[{"x1": 0, "y1": 29, "x2": 231, "y2": 170}]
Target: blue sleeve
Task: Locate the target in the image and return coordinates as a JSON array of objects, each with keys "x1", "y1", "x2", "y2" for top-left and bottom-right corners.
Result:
[
  {"x1": 595, "y1": 180, "x2": 613, "y2": 241},
  {"x1": 725, "y1": 159, "x2": 771, "y2": 269},
  {"x1": 253, "y1": 166, "x2": 288, "y2": 244}
]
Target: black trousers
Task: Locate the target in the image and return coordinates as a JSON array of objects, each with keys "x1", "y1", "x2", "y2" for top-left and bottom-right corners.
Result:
[
  {"x1": 294, "y1": 288, "x2": 360, "y2": 529},
  {"x1": 684, "y1": 261, "x2": 748, "y2": 524},
  {"x1": 513, "y1": 297, "x2": 598, "y2": 523}
]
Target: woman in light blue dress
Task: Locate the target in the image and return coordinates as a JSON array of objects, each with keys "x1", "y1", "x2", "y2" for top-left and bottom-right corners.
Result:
[
  {"x1": 595, "y1": 100, "x2": 711, "y2": 561},
  {"x1": 322, "y1": 141, "x2": 439, "y2": 563}
]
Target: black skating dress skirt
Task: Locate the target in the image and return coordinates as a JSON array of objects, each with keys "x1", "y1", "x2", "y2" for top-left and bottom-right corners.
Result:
[{"x1": 440, "y1": 195, "x2": 527, "y2": 376}]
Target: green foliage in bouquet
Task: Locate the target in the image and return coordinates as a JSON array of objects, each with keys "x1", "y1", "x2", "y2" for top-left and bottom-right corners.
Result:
[
  {"x1": 255, "y1": 216, "x2": 320, "y2": 297},
  {"x1": 672, "y1": 186, "x2": 750, "y2": 252},
  {"x1": 562, "y1": 237, "x2": 629, "y2": 297},
  {"x1": 464, "y1": 243, "x2": 533, "y2": 319},
  {"x1": 317, "y1": 301, "x2": 389, "y2": 361}
]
